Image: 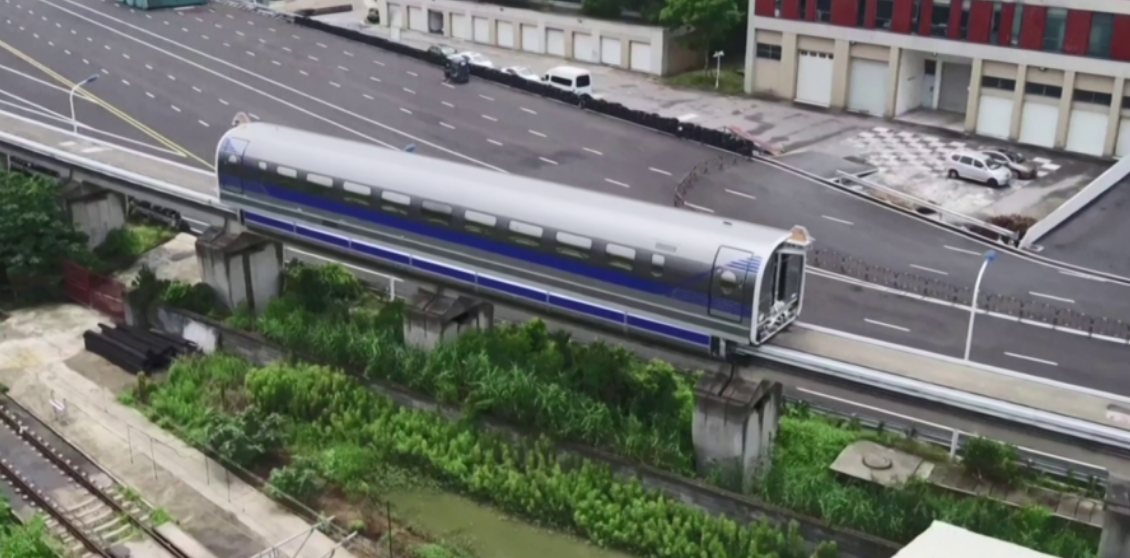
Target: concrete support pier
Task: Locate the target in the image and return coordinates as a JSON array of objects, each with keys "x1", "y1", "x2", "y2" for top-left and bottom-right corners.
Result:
[
  {"x1": 402, "y1": 288, "x2": 494, "y2": 351},
  {"x1": 692, "y1": 372, "x2": 783, "y2": 492},
  {"x1": 1100, "y1": 475, "x2": 1130, "y2": 558},
  {"x1": 65, "y1": 185, "x2": 127, "y2": 248},
  {"x1": 195, "y1": 226, "x2": 283, "y2": 314}
]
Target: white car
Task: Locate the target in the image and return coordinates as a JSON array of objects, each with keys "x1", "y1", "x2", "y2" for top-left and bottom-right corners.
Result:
[
  {"x1": 502, "y1": 66, "x2": 542, "y2": 83},
  {"x1": 450, "y1": 51, "x2": 494, "y2": 69},
  {"x1": 945, "y1": 149, "x2": 1012, "y2": 188}
]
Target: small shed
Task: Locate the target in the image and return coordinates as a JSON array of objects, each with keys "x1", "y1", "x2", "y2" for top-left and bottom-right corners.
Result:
[{"x1": 894, "y1": 521, "x2": 1057, "y2": 558}]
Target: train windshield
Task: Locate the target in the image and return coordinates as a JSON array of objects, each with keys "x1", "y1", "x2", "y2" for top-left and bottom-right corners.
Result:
[{"x1": 756, "y1": 228, "x2": 810, "y2": 343}]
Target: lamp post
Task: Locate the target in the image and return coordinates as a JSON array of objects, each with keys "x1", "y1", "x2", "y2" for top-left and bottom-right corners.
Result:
[
  {"x1": 70, "y1": 74, "x2": 100, "y2": 135},
  {"x1": 964, "y1": 249, "x2": 996, "y2": 361},
  {"x1": 712, "y1": 51, "x2": 725, "y2": 90}
]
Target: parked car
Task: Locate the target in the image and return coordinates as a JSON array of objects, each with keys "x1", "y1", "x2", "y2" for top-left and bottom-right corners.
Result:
[
  {"x1": 945, "y1": 150, "x2": 1012, "y2": 188},
  {"x1": 979, "y1": 149, "x2": 1037, "y2": 180},
  {"x1": 451, "y1": 51, "x2": 494, "y2": 68},
  {"x1": 542, "y1": 66, "x2": 593, "y2": 96},
  {"x1": 502, "y1": 66, "x2": 542, "y2": 83},
  {"x1": 427, "y1": 44, "x2": 458, "y2": 64}
]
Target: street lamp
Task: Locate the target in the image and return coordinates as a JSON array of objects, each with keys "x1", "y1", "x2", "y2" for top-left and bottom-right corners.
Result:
[
  {"x1": 69, "y1": 74, "x2": 100, "y2": 135},
  {"x1": 964, "y1": 249, "x2": 996, "y2": 361},
  {"x1": 712, "y1": 51, "x2": 725, "y2": 90}
]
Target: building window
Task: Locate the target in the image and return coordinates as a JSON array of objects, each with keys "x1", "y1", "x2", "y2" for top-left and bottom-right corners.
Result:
[
  {"x1": 981, "y1": 76, "x2": 1016, "y2": 91},
  {"x1": 1074, "y1": 90, "x2": 1113, "y2": 105},
  {"x1": 956, "y1": 0, "x2": 970, "y2": 39},
  {"x1": 990, "y1": 2, "x2": 1003, "y2": 44},
  {"x1": 875, "y1": 0, "x2": 894, "y2": 29},
  {"x1": 755, "y1": 44, "x2": 782, "y2": 60},
  {"x1": 1123, "y1": 96, "x2": 1130, "y2": 111},
  {"x1": 1025, "y1": 82, "x2": 1063, "y2": 98},
  {"x1": 1010, "y1": 6, "x2": 1023, "y2": 46},
  {"x1": 925, "y1": 59, "x2": 937, "y2": 76},
  {"x1": 930, "y1": 0, "x2": 950, "y2": 36},
  {"x1": 816, "y1": 0, "x2": 832, "y2": 22},
  {"x1": 1089, "y1": 13, "x2": 1114, "y2": 58},
  {"x1": 856, "y1": 0, "x2": 868, "y2": 26},
  {"x1": 1043, "y1": 8, "x2": 1068, "y2": 52},
  {"x1": 910, "y1": 0, "x2": 923, "y2": 34}
]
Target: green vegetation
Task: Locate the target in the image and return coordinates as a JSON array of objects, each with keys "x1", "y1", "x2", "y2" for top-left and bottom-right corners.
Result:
[
  {"x1": 666, "y1": 68, "x2": 746, "y2": 96},
  {"x1": 131, "y1": 265, "x2": 224, "y2": 318},
  {"x1": 0, "y1": 496, "x2": 61, "y2": 558},
  {"x1": 136, "y1": 352, "x2": 837, "y2": 558},
  {"x1": 89, "y1": 224, "x2": 177, "y2": 274}
]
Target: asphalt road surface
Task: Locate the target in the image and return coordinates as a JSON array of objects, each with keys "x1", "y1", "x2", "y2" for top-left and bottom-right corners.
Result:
[{"x1": 3, "y1": 0, "x2": 1130, "y2": 394}]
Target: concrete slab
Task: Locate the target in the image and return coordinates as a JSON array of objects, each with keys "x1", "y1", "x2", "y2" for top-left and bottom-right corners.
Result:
[
  {"x1": 1036, "y1": 177, "x2": 1130, "y2": 278},
  {"x1": 775, "y1": 151, "x2": 878, "y2": 181}
]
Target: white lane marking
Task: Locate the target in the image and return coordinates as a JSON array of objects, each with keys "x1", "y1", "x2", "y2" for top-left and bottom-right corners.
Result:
[
  {"x1": 218, "y1": 98, "x2": 229, "y2": 105},
  {"x1": 120, "y1": 79, "x2": 130, "y2": 85},
  {"x1": 236, "y1": 30, "x2": 243, "y2": 36},
  {"x1": 122, "y1": 53, "x2": 129, "y2": 59},
  {"x1": 649, "y1": 167, "x2": 672, "y2": 176},
  {"x1": 369, "y1": 76, "x2": 380, "y2": 82},
  {"x1": 317, "y1": 42, "x2": 327, "y2": 48},
  {"x1": 223, "y1": 42, "x2": 230, "y2": 47},
  {"x1": 822, "y1": 215, "x2": 854, "y2": 226},
  {"x1": 725, "y1": 188, "x2": 756, "y2": 200},
  {"x1": 520, "y1": 107, "x2": 536, "y2": 114},
  {"x1": 402, "y1": 87, "x2": 415, "y2": 94},
  {"x1": 272, "y1": 60, "x2": 281, "y2": 66},
  {"x1": 583, "y1": 147, "x2": 602, "y2": 156},
  {"x1": 1029, "y1": 291, "x2": 1075, "y2": 304},
  {"x1": 343, "y1": 50, "x2": 353, "y2": 56},
  {"x1": 101, "y1": 68, "x2": 108, "y2": 74},
  {"x1": 145, "y1": 64, "x2": 152, "y2": 70},
  {"x1": 1060, "y1": 269, "x2": 1108, "y2": 283},
  {"x1": 282, "y1": 46, "x2": 291, "y2": 52},
  {"x1": 104, "y1": 44, "x2": 110, "y2": 49},
  {"x1": 605, "y1": 178, "x2": 631, "y2": 188},
  {"x1": 539, "y1": 157, "x2": 558, "y2": 165},
  {"x1": 198, "y1": 120, "x2": 209, "y2": 127},
  {"x1": 441, "y1": 101, "x2": 454, "y2": 108},
  {"x1": 181, "y1": 27, "x2": 187, "y2": 32},
  {"x1": 1005, "y1": 352, "x2": 1058, "y2": 367},
  {"x1": 201, "y1": 35, "x2": 208, "y2": 40},
  {"x1": 83, "y1": 58, "x2": 89, "y2": 64},
  {"x1": 167, "y1": 74, "x2": 175, "y2": 80},
  {"x1": 373, "y1": 60, "x2": 384, "y2": 66},
  {"x1": 406, "y1": 71, "x2": 417, "y2": 77},
  {"x1": 245, "y1": 50, "x2": 255, "y2": 56},
  {"x1": 400, "y1": 107, "x2": 412, "y2": 114},
  {"x1": 910, "y1": 264, "x2": 949, "y2": 276},
  {"x1": 362, "y1": 93, "x2": 373, "y2": 100},
  {"x1": 292, "y1": 34, "x2": 299, "y2": 39},
  {"x1": 250, "y1": 113, "x2": 260, "y2": 120},
  {"x1": 308, "y1": 55, "x2": 318, "y2": 61},
  {"x1": 479, "y1": 94, "x2": 494, "y2": 101},
  {"x1": 440, "y1": 122, "x2": 455, "y2": 130},
  {"x1": 329, "y1": 82, "x2": 340, "y2": 88},
  {"x1": 170, "y1": 105, "x2": 180, "y2": 112},
  {"x1": 481, "y1": 114, "x2": 496, "y2": 122},
  {"x1": 192, "y1": 86, "x2": 201, "y2": 92},
  {"x1": 337, "y1": 65, "x2": 348, "y2": 71},
  {"x1": 487, "y1": 139, "x2": 503, "y2": 146},
  {"x1": 145, "y1": 91, "x2": 154, "y2": 98},
  {"x1": 299, "y1": 70, "x2": 308, "y2": 76},
  {"x1": 65, "y1": 49, "x2": 71, "y2": 55},
  {"x1": 864, "y1": 318, "x2": 910, "y2": 333},
  {"x1": 528, "y1": 129, "x2": 546, "y2": 138},
  {"x1": 683, "y1": 202, "x2": 713, "y2": 212}
]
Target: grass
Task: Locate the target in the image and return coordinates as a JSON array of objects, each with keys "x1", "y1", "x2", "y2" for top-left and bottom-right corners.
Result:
[
  {"x1": 90, "y1": 223, "x2": 177, "y2": 274},
  {"x1": 665, "y1": 68, "x2": 746, "y2": 96}
]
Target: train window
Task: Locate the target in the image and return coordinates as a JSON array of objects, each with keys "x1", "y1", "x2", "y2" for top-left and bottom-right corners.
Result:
[
  {"x1": 343, "y1": 181, "x2": 371, "y2": 206},
  {"x1": 650, "y1": 254, "x2": 666, "y2": 277},
  {"x1": 464, "y1": 210, "x2": 497, "y2": 235},
  {"x1": 606, "y1": 244, "x2": 636, "y2": 271},
  {"x1": 276, "y1": 167, "x2": 298, "y2": 178},
  {"x1": 508, "y1": 221, "x2": 543, "y2": 247},
  {"x1": 421, "y1": 201, "x2": 453, "y2": 226},
  {"x1": 380, "y1": 191, "x2": 411, "y2": 215},
  {"x1": 307, "y1": 174, "x2": 334, "y2": 188},
  {"x1": 258, "y1": 162, "x2": 268, "y2": 171},
  {"x1": 719, "y1": 270, "x2": 740, "y2": 295},
  {"x1": 555, "y1": 232, "x2": 592, "y2": 260}
]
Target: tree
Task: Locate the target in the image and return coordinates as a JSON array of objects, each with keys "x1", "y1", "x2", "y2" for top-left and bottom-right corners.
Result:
[
  {"x1": 659, "y1": 0, "x2": 744, "y2": 64},
  {"x1": 0, "y1": 173, "x2": 88, "y2": 279}
]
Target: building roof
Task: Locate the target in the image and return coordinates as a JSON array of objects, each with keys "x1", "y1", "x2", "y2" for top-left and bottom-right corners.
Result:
[{"x1": 893, "y1": 522, "x2": 1058, "y2": 558}]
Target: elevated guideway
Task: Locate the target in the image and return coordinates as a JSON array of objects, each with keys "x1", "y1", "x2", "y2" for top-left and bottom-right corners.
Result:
[{"x1": 3, "y1": 110, "x2": 1130, "y2": 468}]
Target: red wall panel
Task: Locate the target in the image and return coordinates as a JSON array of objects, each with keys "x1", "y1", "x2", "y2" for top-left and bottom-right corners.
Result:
[
  {"x1": 998, "y1": 3, "x2": 1016, "y2": 44},
  {"x1": 948, "y1": 0, "x2": 963, "y2": 39},
  {"x1": 1018, "y1": 5, "x2": 1047, "y2": 50},
  {"x1": 918, "y1": 0, "x2": 934, "y2": 35},
  {"x1": 967, "y1": 0, "x2": 993, "y2": 43},
  {"x1": 864, "y1": 0, "x2": 878, "y2": 28},
  {"x1": 831, "y1": 0, "x2": 858, "y2": 25},
  {"x1": 1113, "y1": 15, "x2": 1130, "y2": 61},
  {"x1": 782, "y1": 0, "x2": 801, "y2": 19},
  {"x1": 754, "y1": 0, "x2": 776, "y2": 17},
  {"x1": 891, "y1": 0, "x2": 913, "y2": 32},
  {"x1": 1062, "y1": 10, "x2": 1092, "y2": 55},
  {"x1": 806, "y1": 0, "x2": 818, "y2": 21}
]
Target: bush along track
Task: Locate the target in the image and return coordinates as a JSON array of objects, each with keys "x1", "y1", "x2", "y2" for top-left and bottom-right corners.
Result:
[
  {"x1": 1, "y1": 495, "x2": 61, "y2": 558},
  {"x1": 136, "y1": 353, "x2": 839, "y2": 558}
]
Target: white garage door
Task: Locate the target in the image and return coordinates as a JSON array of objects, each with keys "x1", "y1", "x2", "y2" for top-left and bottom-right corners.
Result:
[
  {"x1": 472, "y1": 17, "x2": 490, "y2": 43},
  {"x1": 1018, "y1": 102, "x2": 1059, "y2": 148},
  {"x1": 629, "y1": 41, "x2": 651, "y2": 73},
  {"x1": 1117, "y1": 119, "x2": 1130, "y2": 158},
  {"x1": 546, "y1": 28, "x2": 565, "y2": 57},
  {"x1": 574, "y1": 32, "x2": 596, "y2": 62},
  {"x1": 496, "y1": 21, "x2": 515, "y2": 48},
  {"x1": 795, "y1": 51, "x2": 834, "y2": 107},
  {"x1": 521, "y1": 24, "x2": 541, "y2": 53},
  {"x1": 975, "y1": 96, "x2": 1012, "y2": 139},
  {"x1": 451, "y1": 14, "x2": 471, "y2": 40},
  {"x1": 407, "y1": 6, "x2": 426, "y2": 32},
  {"x1": 600, "y1": 37, "x2": 621, "y2": 66},
  {"x1": 846, "y1": 59, "x2": 888, "y2": 116},
  {"x1": 388, "y1": 3, "x2": 403, "y2": 28},
  {"x1": 1065, "y1": 110, "x2": 1109, "y2": 156}
]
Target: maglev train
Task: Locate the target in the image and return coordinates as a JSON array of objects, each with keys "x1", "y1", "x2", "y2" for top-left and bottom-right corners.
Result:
[{"x1": 215, "y1": 123, "x2": 813, "y2": 358}]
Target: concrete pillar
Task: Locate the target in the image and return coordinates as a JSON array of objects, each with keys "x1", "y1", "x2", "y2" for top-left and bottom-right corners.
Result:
[
  {"x1": 963, "y1": 58, "x2": 984, "y2": 132},
  {"x1": 402, "y1": 287, "x2": 493, "y2": 351},
  {"x1": 743, "y1": 17, "x2": 758, "y2": 94},
  {"x1": 884, "y1": 46, "x2": 901, "y2": 118},
  {"x1": 1054, "y1": 71, "x2": 1076, "y2": 149},
  {"x1": 692, "y1": 372, "x2": 783, "y2": 492},
  {"x1": 1009, "y1": 64, "x2": 1028, "y2": 141},
  {"x1": 194, "y1": 225, "x2": 283, "y2": 314},
  {"x1": 1099, "y1": 475, "x2": 1130, "y2": 558},
  {"x1": 831, "y1": 39, "x2": 851, "y2": 109},
  {"x1": 66, "y1": 187, "x2": 127, "y2": 249},
  {"x1": 779, "y1": 32, "x2": 799, "y2": 101},
  {"x1": 1104, "y1": 76, "x2": 1125, "y2": 158}
]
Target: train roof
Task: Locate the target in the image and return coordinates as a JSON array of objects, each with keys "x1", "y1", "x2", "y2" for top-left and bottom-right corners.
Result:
[{"x1": 225, "y1": 123, "x2": 796, "y2": 260}]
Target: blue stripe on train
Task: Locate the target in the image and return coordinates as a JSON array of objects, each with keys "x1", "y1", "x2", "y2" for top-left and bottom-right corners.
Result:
[{"x1": 248, "y1": 210, "x2": 711, "y2": 347}]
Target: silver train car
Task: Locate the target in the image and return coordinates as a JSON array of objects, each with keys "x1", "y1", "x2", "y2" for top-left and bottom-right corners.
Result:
[{"x1": 215, "y1": 123, "x2": 812, "y2": 357}]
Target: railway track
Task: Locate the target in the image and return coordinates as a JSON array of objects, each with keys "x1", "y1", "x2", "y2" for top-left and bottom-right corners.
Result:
[{"x1": 0, "y1": 398, "x2": 191, "y2": 558}]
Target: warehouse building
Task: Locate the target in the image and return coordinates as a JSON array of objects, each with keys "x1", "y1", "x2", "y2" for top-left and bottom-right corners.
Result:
[{"x1": 744, "y1": 0, "x2": 1130, "y2": 157}]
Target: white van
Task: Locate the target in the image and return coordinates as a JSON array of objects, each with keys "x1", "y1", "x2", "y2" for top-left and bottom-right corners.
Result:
[
  {"x1": 945, "y1": 149, "x2": 1012, "y2": 188},
  {"x1": 543, "y1": 66, "x2": 593, "y2": 96}
]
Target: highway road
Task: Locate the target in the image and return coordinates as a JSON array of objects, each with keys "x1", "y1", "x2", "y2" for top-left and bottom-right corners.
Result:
[{"x1": 3, "y1": 0, "x2": 1130, "y2": 393}]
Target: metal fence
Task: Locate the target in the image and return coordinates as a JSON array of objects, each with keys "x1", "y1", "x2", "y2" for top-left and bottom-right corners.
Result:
[{"x1": 673, "y1": 154, "x2": 744, "y2": 209}]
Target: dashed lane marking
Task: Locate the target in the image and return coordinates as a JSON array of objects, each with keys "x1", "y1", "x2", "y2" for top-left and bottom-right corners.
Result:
[
  {"x1": 170, "y1": 105, "x2": 180, "y2": 112},
  {"x1": 1005, "y1": 352, "x2": 1058, "y2": 367},
  {"x1": 725, "y1": 189, "x2": 755, "y2": 200},
  {"x1": 604, "y1": 178, "x2": 630, "y2": 188},
  {"x1": 528, "y1": 130, "x2": 546, "y2": 138},
  {"x1": 487, "y1": 139, "x2": 503, "y2": 146},
  {"x1": 649, "y1": 167, "x2": 672, "y2": 176},
  {"x1": 520, "y1": 107, "x2": 536, "y2": 114},
  {"x1": 539, "y1": 157, "x2": 558, "y2": 165},
  {"x1": 1030, "y1": 291, "x2": 1075, "y2": 304},
  {"x1": 440, "y1": 122, "x2": 455, "y2": 130},
  {"x1": 441, "y1": 101, "x2": 454, "y2": 108},
  {"x1": 822, "y1": 215, "x2": 854, "y2": 226},
  {"x1": 481, "y1": 115, "x2": 496, "y2": 122},
  {"x1": 583, "y1": 147, "x2": 602, "y2": 155},
  {"x1": 403, "y1": 87, "x2": 415, "y2": 94},
  {"x1": 864, "y1": 318, "x2": 910, "y2": 333},
  {"x1": 479, "y1": 94, "x2": 494, "y2": 101},
  {"x1": 400, "y1": 107, "x2": 412, "y2": 114},
  {"x1": 910, "y1": 264, "x2": 949, "y2": 276},
  {"x1": 944, "y1": 245, "x2": 981, "y2": 256}
]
